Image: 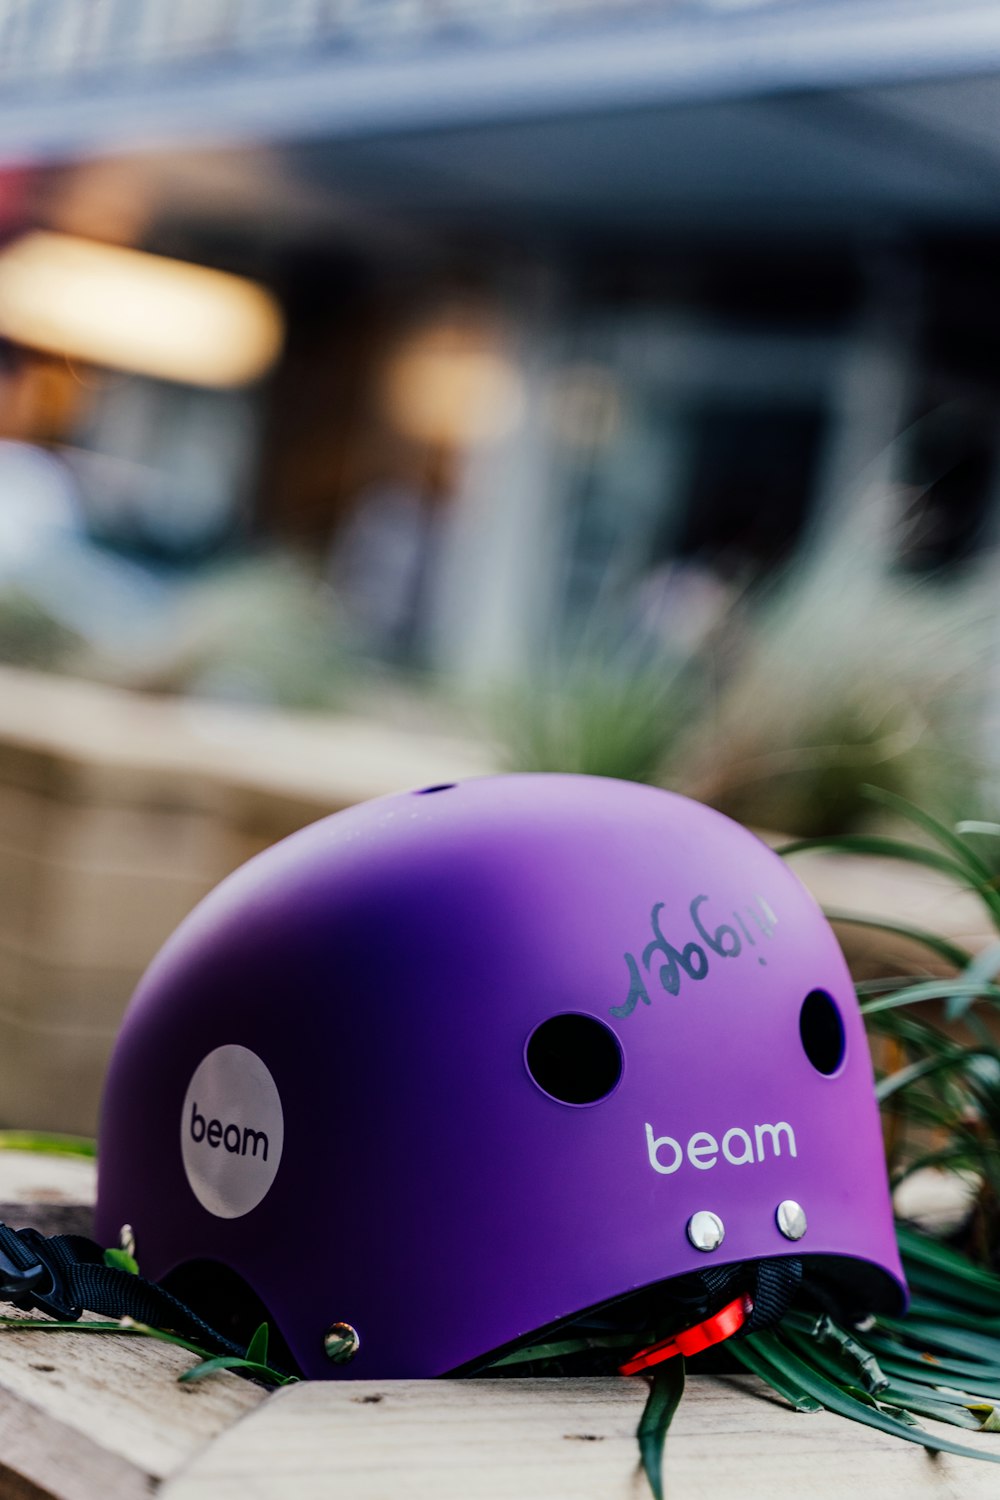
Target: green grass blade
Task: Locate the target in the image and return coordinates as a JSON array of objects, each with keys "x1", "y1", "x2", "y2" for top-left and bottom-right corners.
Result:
[
  {"x1": 780, "y1": 1327, "x2": 887, "y2": 1395},
  {"x1": 811, "y1": 1316, "x2": 890, "y2": 1392},
  {"x1": 878, "y1": 1384, "x2": 983, "y2": 1429},
  {"x1": 867, "y1": 1337, "x2": 1000, "y2": 1389},
  {"x1": 0, "y1": 1318, "x2": 125, "y2": 1333},
  {"x1": 906, "y1": 1296, "x2": 1000, "y2": 1335},
  {"x1": 753, "y1": 1333, "x2": 1000, "y2": 1464},
  {"x1": 884, "y1": 1375, "x2": 1000, "y2": 1410},
  {"x1": 0, "y1": 1315, "x2": 224, "y2": 1362},
  {"x1": 898, "y1": 1267, "x2": 1000, "y2": 1317},
  {"x1": 780, "y1": 834, "x2": 1000, "y2": 926},
  {"x1": 957, "y1": 822, "x2": 1000, "y2": 840},
  {"x1": 893, "y1": 1147, "x2": 989, "y2": 1188},
  {"x1": 859, "y1": 787, "x2": 995, "y2": 883},
  {"x1": 946, "y1": 942, "x2": 1000, "y2": 1021},
  {"x1": 0, "y1": 1312, "x2": 293, "y2": 1386},
  {"x1": 730, "y1": 1334, "x2": 822, "y2": 1411},
  {"x1": 489, "y1": 1332, "x2": 635, "y2": 1367},
  {"x1": 0, "y1": 1131, "x2": 96, "y2": 1158},
  {"x1": 637, "y1": 1358, "x2": 686, "y2": 1500},
  {"x1": 245, "y1": 1323, "x2": 269, "y2": 1367},
  {"x1": 179, "y1": 1355, "x2": 296, "y2": 1386},
  {"x1": 779, "y1": 833, "x2": 988, "y2": 882},
  {"x1": 865, "y1": 1010, "x2": 958, "y2": 1055},
  {"x1": 825, "y1": 911, "x2": 973, "y2": 969},
  {"x1": 117, "y1": 1317, "x2": 222, "y2": 1358},
  {"x1": 857, "y1": 976, "x2": 957, "y2": 998},
  {"x1": 897, "y1": 1225, "x2": 1000, "y2": 1295},
  {"x1": 869, "y1": 1349, "x2": 1000, "y2": 1401},
  {"x1": 874, "y1": 1400, "x2": 922, "y2": 1427},
  {"x1": 878, "y1": 1317, "x2": 1000, "y2": 1365},
  {"x1": 877, "y1": 1049, "x2": 999, "y2": 1104},
  {"x1": 862, "y1": 979, "x2": 1000, "y2": 1015},
  {"x1": 103, "y1": 1247, "x2": 139, "y2": 1276}
]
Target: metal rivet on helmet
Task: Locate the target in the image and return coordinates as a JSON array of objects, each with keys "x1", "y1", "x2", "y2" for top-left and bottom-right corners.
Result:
[
  {"x1": 776, "y1": 1200, "x2": 807, "y2": 1241},
  {"x1": 686, "y1": 1211, "x2": 725, "y2": 1252},
  {"x1": 324, "y1": 1322, "x2": 360, "y2": 1363}
]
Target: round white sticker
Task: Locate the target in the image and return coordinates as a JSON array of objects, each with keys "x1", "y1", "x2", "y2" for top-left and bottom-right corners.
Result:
[{"x1": 180, "y1": 1045, "x2": 284, "y2": 1219}]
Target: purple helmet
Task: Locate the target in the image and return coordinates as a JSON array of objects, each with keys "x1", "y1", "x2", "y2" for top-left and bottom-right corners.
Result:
[{"x1": 96, "y1": 774, "x2": 905, "y2": 1378}]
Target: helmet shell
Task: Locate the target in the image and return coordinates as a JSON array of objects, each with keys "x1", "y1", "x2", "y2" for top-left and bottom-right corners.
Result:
[{"x1": 96, "y1": 774, "x2": 905, "y2": 1378}]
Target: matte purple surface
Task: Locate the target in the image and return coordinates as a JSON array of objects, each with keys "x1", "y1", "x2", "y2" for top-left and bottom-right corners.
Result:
[{"x1": 96, "y1": 774, "x2": 906, "y2": 1378}]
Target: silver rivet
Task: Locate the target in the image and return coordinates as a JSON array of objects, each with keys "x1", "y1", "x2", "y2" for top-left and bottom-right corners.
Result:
[
  {"x1": 686, "y1": 1210, "x2": 725, "y2": 1252},
  {"x1": 776, "y1": 1200, "x2": 807, "y2": 1241},
  {"x1": 324, "y1": 1322, "x2": 360, "y2": 1363}
]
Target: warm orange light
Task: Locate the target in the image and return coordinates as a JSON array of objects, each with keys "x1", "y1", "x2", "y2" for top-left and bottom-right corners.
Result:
[
  {"x1": 0, "y1": 232, "x2": 284, "y2": 388},
  {"x1": 384, "y1": 324, "x2": 525, "y2": 448}
]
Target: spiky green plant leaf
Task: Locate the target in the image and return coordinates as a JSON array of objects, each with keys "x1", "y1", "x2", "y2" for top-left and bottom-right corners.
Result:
[
  {"x1": 859, "y1": 785, "x2": 996, "y2": 884},
  {"x1": 637, "y1": 1358, "x2": 686, "y2": 1500},
  {"x1": 179, "y1": 1354, "x2": 297, "y2": 1387},
  {"x1": 103, "y1": 1247, "x2": 139, "y2": 1276},
  {"x1": 780, "y1": 833, "x2": 1000, "y2": 926},
  {"x1": 824, "y1": 910, "x2": 974, "y2": 970},
  {"x1": 245, "y1": 1322, "x2": 269, "y2": 1367}
]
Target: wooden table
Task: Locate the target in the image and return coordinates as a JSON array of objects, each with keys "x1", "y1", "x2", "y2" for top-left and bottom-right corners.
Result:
[{"x1": 0, "y1": 1153, "x2": 997, "y2": 1499}]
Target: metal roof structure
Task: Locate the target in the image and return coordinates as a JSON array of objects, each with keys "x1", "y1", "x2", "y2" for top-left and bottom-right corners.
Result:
[{"x1": 2, "y1": 0, "x2": 1000, "y2": 161}]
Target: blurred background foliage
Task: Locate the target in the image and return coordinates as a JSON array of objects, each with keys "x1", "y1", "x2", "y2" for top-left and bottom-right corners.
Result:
[
  {"x1": 495, "y1": 556, "x2": 992, "y2": 837},
  {"x1": 6, "y1": 0, "x2": 1000, "y2": 1135},
  {"x1": 7, "y1": 522, "x2": 992, "y2": 840}
]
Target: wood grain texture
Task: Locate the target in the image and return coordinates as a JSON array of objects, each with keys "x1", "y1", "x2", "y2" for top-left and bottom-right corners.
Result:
[
  {"x1": 0, "y1": 1152, "x2": 95, "y2": 1208},
  {"x1": 0, "y1": 1151, "x2": 265, "y2": 1498},
  {"x1": 163, "y1": 1374, "x2": 1000, "y2": 1500},
  {"x1": 1, "y1": 1127, "x2": 999, "y2": 1500},
  {"x1": 0, "y1": 1307, "x2": 265, "y2": 1486},
  {"x1": 0, "y1": 1150, "x2": 96, "y2": 1240},
  {"x1": 0, "y1": 1385, "x2": 156, "y2": 1500}
]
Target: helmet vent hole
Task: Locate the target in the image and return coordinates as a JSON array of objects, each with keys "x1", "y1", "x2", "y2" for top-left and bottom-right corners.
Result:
[
  {"x1": 415, "y1": 783, "x2": 456, "y2": 795},
  {"x1": 800, "y1": 990, "x2": 845, "y2": 1075},
  {"x1": 525, "y1": 1014, "x2": 623, "y2": 1106}
]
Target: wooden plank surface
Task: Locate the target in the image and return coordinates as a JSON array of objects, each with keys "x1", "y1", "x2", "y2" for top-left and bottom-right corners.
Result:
[
  {"x1": 0, "y1": 1151, "x2": 265, "y2": 1499},
  {"x1": 0, "y1": 1150, "x2": 96, "y2": 1239},
  {"x1": 2, "y1": 1155, "x2": 1000, "y2": 1500},
  {"x1": 162, "y1": 1373, "x2": 1000, "y2": 1500},
  {"x1": 0, "y1": 1307, "x2": 265, "y2": 1500}
]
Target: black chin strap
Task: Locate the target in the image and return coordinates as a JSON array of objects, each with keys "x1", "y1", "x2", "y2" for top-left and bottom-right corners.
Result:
[
  {"x1": 0, "y1": 1223, "x2": 805, "y2": 1382},
  {"x1": 700, "y1": 1257, "x2": 804, "y2": 1335},
  {"x1": 0, "y1": 1223, "x2": 245, "y2": 1359}
]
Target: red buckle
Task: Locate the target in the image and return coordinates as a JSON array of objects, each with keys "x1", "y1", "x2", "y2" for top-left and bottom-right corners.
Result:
[{"x1": 618, "y1": 1294, "x2": 752, "y2": 1377}]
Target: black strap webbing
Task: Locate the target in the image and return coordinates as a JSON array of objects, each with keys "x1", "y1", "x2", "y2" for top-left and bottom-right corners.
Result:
[
  {"x1": 698, "y1": 1256, "x2": 803, "y2": 1334},
  {"x1": 0, "y1": 1222, "x2": 805, "y2": 1375},
  {"x1": 0, "y1": 1223, "x2": 245, "y2": 1359}
]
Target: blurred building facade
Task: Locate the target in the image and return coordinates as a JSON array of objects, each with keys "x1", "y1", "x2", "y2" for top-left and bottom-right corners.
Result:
[
  {"x1": 1, "y1": 0, "x2": 1000, "y2": 690},
  {"x1": 5, "y1": 0, "x2": 1000, "y2": 1130}
]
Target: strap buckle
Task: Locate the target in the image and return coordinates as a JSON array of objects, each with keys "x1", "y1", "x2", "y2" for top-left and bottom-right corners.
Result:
[
  {"x1": 619, "y1": 1294, "x2": 752, "y2": 1376},
  {"x1": 0, "y1": 1229, "x2": 82, "y2": 1321}
]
